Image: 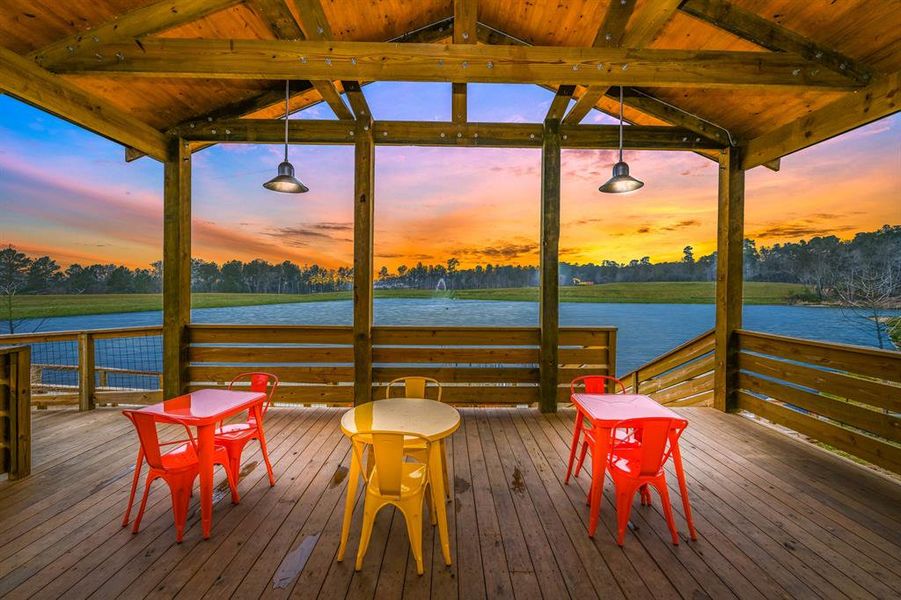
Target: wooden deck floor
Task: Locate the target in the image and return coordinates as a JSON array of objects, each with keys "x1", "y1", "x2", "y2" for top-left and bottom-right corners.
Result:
[{"x1": 1, "y1": 406, "x2": 900, "y2": 599}]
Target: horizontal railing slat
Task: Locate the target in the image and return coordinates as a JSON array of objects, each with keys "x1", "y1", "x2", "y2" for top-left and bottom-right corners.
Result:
[{"x1": 737, "y1": 391, "x2": 901, "y2": 474}]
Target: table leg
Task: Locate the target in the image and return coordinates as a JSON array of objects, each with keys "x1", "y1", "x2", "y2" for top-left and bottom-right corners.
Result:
[
  {"x1": 337, "y1": 440, "x2": 362, "y2": 561},
  {"x1": 588, "y1": 427, "x2": 610, "y2": 538},
  {"x1": 197, "y1": 423, "x2": 215, "y2": 539},
  {"x1": 429, "y1": 441, "x2": 452, "y2": 565}
]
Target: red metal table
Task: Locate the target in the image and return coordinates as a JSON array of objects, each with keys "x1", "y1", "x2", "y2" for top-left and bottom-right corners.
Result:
[
  {"x1": 571, "y1": 393, "x2": 691, "y2": 537},
  {"x1": 137, "y1": 389, "x2": 266, "y2": 539}
]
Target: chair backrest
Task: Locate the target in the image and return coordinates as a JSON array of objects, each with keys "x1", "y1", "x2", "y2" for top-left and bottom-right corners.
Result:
[
  {"x1": 570, "y1": 375, "x2": 626, "y2": 396},
  {"x1": 228, "y1": 372, "x2": 279, "y2": 413},
  {"x1": 609, "y1": 417, "x2": 687, "y2": 477},
  {"x1": 351, "y1": 430, "x2": 431, "y2": 498},
  {"x1": 123, "y1": 410, "x2": 166, "y2": 469},
  {"x1": 384, "y1": 377, "x2": 442, "y2": 401}
]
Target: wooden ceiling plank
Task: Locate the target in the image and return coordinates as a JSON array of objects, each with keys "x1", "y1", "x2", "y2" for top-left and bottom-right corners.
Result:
[
  {"x1": 680, "y1": 0, "x2": 871, "y2": 85},
  {"x1": 341, "y1": 81, "x2": 371, "y2": 119},
  {"x1": 52, "y1": 39, "x2": 859, "y2": 90},
  {"x1": 0, "y1": 46, "x2": 168, "y2": 161},
  {"x1": 620, "y1": 0, "x2": 682, "y2": 48},
  {"x1": 546, "y1": 85, "x2": 575, "y2": 121},
  {"x1": 742, "y1": 72, "x2": 899, "y2": 169},
  {"x1": 175, "y1": 118, "x2": 724, "y2": 150},
  {"x1": 30, "y1": 0, "x2": 244, "y2": 68}
]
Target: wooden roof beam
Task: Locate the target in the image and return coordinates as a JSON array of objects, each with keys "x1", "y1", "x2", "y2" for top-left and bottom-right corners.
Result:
[
  {"x1": 742, "y1": 72, "x2": 898, "y2": 169},
  {"x1": 260, "y1": 0, "x2": 354, "y2": 121},
  {"x1": 341, "y1": 81, "x2": 371, "y2": 119},
  {"x1": 175, "y1": 119, "x2": 724, "y2": 150},
  {"x1": 546, "y1": 85, "x2": 575, "y2": 121},
  {"x1": 680, "y1": 0, "x2": 872, "y2": 85},
  {"x1": 0, "y1": 46, "x2": 169, "y2": 161},
  {"x1": 562, "y1": 0, "x2": 637, "y2": 125},
  {"x1": 29, "y1": 0, "x2": 243, "y2": 68},
  {"x1": 452, "y1": 0, "x2": 478, "y2": 124},
  {"x1": 620, "y1": 0, "x2": 682, "y2": 47},
  {"x1": 53, "y1": 40, "x2": 859, "y2": 90}
]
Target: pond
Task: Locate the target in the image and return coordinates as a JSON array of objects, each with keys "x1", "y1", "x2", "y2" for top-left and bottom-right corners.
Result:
[{"x1": 17, "y1": 298, "x2": 898, "y2": 376}]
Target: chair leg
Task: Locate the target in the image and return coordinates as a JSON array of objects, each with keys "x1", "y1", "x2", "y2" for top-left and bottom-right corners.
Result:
[
  {"x1": 655, "y1": 477, "x2": 680, "y2": 545},
  {"x1": 132, "y1": 472, "x2": 155, "y2": 534},
  {"x1": 122, "y1": 449, "x2": 144, "y2": 527},
  {"x1": 355, "y1": 496, "x2": 381, "y2": 571},
  {"x1": 256, "y1": 427, "x2": 276, "y2": 486},
  {"x1": 640, "y1": 484, "x2": 651, "y2": 506},
  {"x1": 224, "y1": 458, "x2": 240, "y2": 504},
  {"x1": 564, "y1": 415, "x2": 584, "y2": 484},
  {"x1": 401, "y1": 498, "x2": 425, "y2": 575},
  {"x1": 575, "y1": 440, "x2": 589, "y2": 478},
  {"x1": 170, "y1": 475, "x2": 192, "y2": 543},
  {"x1": 615, "y1": 482, "x2": 638, "y2": 546}
]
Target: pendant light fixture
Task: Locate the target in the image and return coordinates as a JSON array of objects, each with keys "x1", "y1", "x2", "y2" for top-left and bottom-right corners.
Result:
[
  {"x1": 263, "y1": 80, "x2": 309, "y2": 194},
  {"x1": 599, "y1": 86, "x2": 644, "y2": 194}
]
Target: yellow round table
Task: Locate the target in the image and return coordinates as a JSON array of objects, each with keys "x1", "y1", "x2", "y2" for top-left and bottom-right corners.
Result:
[{"x1": 338, "y1": 398, "x2": 461, "y2": 566}]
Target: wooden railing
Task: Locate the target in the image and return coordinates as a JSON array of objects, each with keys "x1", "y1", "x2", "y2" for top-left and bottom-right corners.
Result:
[
  {"x1": 1, "y1": 345, "x2": 30, "y2": 479},
  {"x1": 188, "y1": 324, "x2": 616, "y2": 406},
  {"x1": 736, "y1": 330, "x2": 901, "y2": 474},
  {"x1": 0, "y1": 326, "x2": 162, "y2": 409},
  {"x1": 619, "y1": 329, "x2": 715, "y2": 407}
]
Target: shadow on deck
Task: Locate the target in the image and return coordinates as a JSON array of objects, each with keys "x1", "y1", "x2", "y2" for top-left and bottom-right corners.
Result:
[{"x1": 1, "y1": 406, "x2": 899, "y2": 599}]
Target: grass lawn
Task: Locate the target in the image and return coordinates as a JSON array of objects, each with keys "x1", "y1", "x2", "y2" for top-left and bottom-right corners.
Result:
[{"x1": 6, "y1": 281, "x2": 810, "y2": 320}]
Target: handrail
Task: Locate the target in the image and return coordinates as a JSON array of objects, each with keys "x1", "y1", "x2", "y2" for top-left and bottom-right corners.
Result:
[
  {"x1": 0, "y1": 325, "x2": 161, "y2": 344},
  {"x1": 621, "y1": 328, "x2": 715, "y2": 381}
]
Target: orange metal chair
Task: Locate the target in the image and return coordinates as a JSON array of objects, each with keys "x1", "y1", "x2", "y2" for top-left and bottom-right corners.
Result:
[
  {"x1": 385, "y1": 377, "x2": 450, "y2": 500},
  {"x1": 121, "y1": 410, "x2": 238, "y2": 542},
  {"x1": 607, "y1": 417, "x2": 696, "y2": 546},
  {"x1": 215, "y1": 372, "x2": 279, "y2": 486},
  {"x1": 564, "y1": 375, "x2": 627, "y2": 483},
  {"x1": 349, "y1": 430, "x2": 432, "y2": 575}
]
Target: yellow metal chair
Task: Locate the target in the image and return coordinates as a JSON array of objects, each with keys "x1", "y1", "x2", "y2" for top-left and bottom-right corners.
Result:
[
  {"x1": 350, "y1": 430, "x2": 432, "y2": 575},
  {"x1": 385, "y1": 377, "x2": 449, "y2": 499}
]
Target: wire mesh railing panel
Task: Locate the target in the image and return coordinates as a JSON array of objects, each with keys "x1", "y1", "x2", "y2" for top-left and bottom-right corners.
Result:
[
  {"x1": 95, "y1": 334, "x2": 163, "y2": 391},
  {"x1": 29, "y1": 339, "x2": 79, "y2": 395}
]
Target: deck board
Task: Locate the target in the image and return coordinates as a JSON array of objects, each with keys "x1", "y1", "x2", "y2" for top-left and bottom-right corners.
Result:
[{"x1": 1, "y1": 406, "x2": 899, "y2": 599}]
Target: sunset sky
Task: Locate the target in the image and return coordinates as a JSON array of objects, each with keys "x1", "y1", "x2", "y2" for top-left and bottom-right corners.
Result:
[{"x1": 1, "y1": 83, "x2": 898, "y2": 272}]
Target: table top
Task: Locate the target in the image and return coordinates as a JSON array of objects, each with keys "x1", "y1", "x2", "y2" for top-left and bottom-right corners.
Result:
[
  {"x1": 138, "y1": 389, "x2": 266, "y2": 426},
  {"x1": 572, "y1": 393, "x2": 682, "y2": 426},
  {"x1": 340, "y1": 398, "x2": 461, "y2": 441}
]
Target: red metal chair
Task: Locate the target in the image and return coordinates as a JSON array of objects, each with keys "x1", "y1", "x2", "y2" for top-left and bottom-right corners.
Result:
[
  {"x1": 121, "y1": 410, "x2": 238, "y2": 542},
  {"x1": 608, "y1": 417, "x2": 696, "y2": 546},
  {"x1": 564, "y1": 375, "x2": 627, "y2": 483},
  {"x1": 215, "y1": 372, "x2": 279, "y2": 486}
]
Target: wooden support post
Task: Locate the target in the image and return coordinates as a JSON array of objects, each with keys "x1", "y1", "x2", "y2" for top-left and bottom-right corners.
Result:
[
  {"x1": 539, "y1": 119, "x2": 561, "y2": 413},
  {"x1": 162, "y1": 138, "x2": 191, "y2": 399},
  {"x1": 77, "y1": 332, "x2": 95, "y2": 411},
  {"x1": 353, "y1": 118, "x2": 375, "y2": 405},
  {"x1": 714, "y1": 146, "x2": 745, "y2": 411},
  {"x1": 452, "y1": 82, "x2": 467, "y2": 123},
  {"x1": 1, "y1": 346, "x2": 31, "y2": 479}
]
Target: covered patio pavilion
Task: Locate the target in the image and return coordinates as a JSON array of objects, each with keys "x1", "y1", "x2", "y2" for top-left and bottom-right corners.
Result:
[{"x1": 0, "y1": 0, "x2": 899, "y2": 598}]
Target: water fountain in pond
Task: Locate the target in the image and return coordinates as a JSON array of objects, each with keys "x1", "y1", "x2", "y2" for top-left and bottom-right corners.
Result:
[{"x1": 435, "y1": 278, "x2": 447, "y2": 292}]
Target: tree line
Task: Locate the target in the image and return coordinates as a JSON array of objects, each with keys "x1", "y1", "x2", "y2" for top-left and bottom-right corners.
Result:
[{"x1": 2, "y1": 225, "x2": 898, "y2": 299}]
